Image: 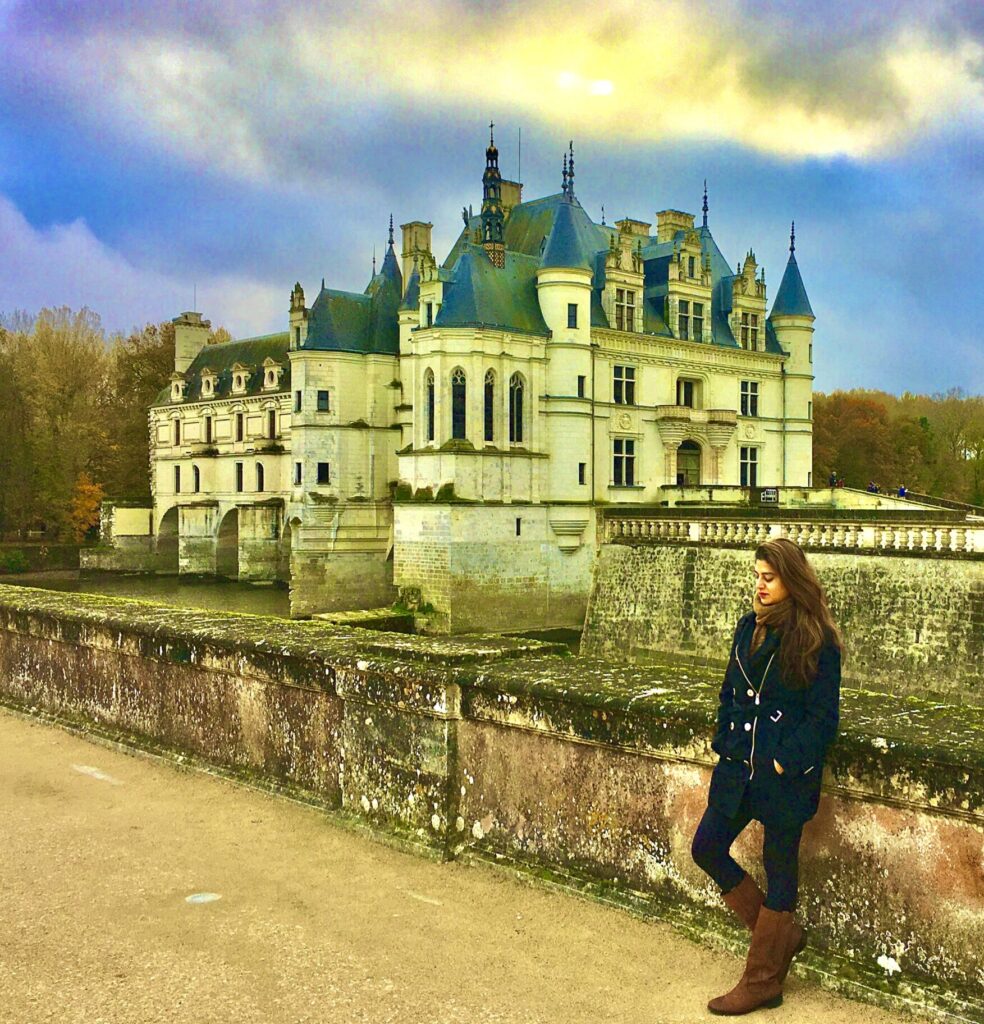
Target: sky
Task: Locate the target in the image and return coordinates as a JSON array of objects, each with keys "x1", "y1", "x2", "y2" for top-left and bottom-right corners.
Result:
[{"x1": 0, "y1": 0, "x2": 982, "y2": 394}]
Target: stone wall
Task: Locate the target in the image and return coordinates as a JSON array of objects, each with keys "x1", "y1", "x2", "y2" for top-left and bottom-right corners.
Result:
[
  {"x1": 582, "y1": 544, "x2": 984, "y2": 703},
  {"x1": 1, "y1": 583, "x2": 982, "y2": 1021},
  {"x1": 393, "y1": 503, "x2": 595, "y2": 633}
]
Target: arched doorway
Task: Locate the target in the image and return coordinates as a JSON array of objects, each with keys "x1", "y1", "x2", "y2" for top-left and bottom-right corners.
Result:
[
  {"x1": 157, "y1": 506, "x2": 179, "y2": 573},
  {"x1": 676, "y1": 440, "x2": 701, "y2": 486},
  {"x1": 216, "y1": 508, "x2": 240, "y2": 579}
]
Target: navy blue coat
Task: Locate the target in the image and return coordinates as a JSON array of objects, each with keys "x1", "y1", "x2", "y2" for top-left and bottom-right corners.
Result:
[{"x1": 708, "y1": 611, "x2": 841, "y2": 828}]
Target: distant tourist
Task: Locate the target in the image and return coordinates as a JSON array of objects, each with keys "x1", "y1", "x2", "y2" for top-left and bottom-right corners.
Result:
[
  {"x1": 898, "y1": 483, "x2": 908, "y2": 498},
  {"x1": 692, "y1": 538, "x2": 842, "y2": 1015},
  {"x1": 827, "y1": 471, "x2": 837, "y2": 487},
  {"x1": 835, "y1": 477, "x2": 845, "y2": 488},
  {"x1": 866, "y1": 481, "x2": 879, "y2": 493}
]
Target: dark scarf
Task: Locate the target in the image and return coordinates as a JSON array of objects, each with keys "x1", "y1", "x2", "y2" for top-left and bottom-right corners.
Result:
[{"x1": 750, "y1": 595, "x2": 792, "y2": 655}]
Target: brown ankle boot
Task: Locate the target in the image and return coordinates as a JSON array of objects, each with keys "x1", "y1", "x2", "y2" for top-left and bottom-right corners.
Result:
[
  {"x1": 721, "y1": 874, "x2": 764, "y2": 931},
  {"x1": 708, "y1": 907, "x2": 797, "y2": 1015}
]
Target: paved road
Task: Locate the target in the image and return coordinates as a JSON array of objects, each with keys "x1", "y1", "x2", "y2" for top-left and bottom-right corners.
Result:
[{"x1": 0, "y1": 709, "x2": 920, "y2": 1024}]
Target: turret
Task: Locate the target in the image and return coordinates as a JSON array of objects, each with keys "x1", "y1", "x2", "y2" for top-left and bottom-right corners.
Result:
[
  {"x1": 172, "y1": 311, "x2": 210, "y2": 374},
  {"x1": 480, "y1": 122, "x2": 505, "y2": 268},
  {"x1": 769, "y1": 222, "x2": 815, "y2": 486},
  {"x1": 289, "y1": 282, "x2": 307, "y2": 350}
]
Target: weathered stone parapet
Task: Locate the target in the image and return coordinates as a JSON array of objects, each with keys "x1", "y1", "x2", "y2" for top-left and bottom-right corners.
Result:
[
  {"x1": 583, "y1": 544, "x2": 984, "y2": 702},
  {"x1": 0, "y1": 583, "x2": 981, "y2": 1020}
]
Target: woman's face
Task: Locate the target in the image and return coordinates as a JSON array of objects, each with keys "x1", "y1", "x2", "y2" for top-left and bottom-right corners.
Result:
[{"x1": 754, "y1": 559, "x2": 790, "y2": 605}]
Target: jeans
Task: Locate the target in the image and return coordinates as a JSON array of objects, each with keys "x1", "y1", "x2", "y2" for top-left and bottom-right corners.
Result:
[{"x1": 691, "y1": 789, "x2": 804, "y2": 912}]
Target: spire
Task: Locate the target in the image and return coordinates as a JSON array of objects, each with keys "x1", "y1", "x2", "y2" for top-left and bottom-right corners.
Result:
[
  {"x1": 702, "y1": 180, "x2": 709, "y2": 228},
  {"x1": 388, "y1": 214, "x2": 394, "y2": 248},
  {"x1": 771, "y1": 222, "x2": 814, "y2": 318},
  {"x1": 601, "y1": 204, "x2": 606, "y2": 226},
  {"x1": 480, "y1": 121, "x2": 505, "y2": 266},
  {"x1": 372, "y1": 245, "x2": 376, "y2": 276},
  {"x1": 562, "y1": 152, "x2": 568, "y2": 196},
  {"x1": 567, "y1": 140, "x2": 576, "y2": 202}
]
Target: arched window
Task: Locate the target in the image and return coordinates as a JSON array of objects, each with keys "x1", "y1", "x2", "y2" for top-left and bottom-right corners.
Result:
[
  {"x1": 192, "y1": 465, "x2": 200, "y2": 493},
  {"x1": 509, "y1": 373, "x2": 524, "y2": 443},
  {"x1": 484, "y1": 370, "x2": 495, "y2": 443},
  {"x1": 424, "y1": 369, "x2": 435, "y2": 442},
  {"x1": 256, "y1": 463, "x2": 265, "y2": 493},
  {"x1": 451, "y1": 367, "x2": 466, "y2": 440}
]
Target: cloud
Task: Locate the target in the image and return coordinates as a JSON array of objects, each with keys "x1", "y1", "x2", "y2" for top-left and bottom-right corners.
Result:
[
  {"x1": 3, "y1": 0, "x2": 982, "y2": 189},
  {"x1": 0, "y1": 194, "x2": 283, "y2": 338}
]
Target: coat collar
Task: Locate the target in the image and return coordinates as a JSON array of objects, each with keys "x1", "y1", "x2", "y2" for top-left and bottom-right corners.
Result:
[{"x1": 736, "y1": 613, "x2": 783, "y2": 670}]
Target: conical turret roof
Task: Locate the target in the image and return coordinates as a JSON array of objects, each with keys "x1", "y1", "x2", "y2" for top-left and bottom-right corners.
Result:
[{"x1": 540, "y1": 199, "x2": 594, "y2": 272}]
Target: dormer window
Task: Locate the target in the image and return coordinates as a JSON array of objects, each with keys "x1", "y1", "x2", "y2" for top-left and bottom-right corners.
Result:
[
  {"x1": 262, "y1": 358, "x2": 283, "y2": 391},
  {"x1": 231, "y1": 363, "x2": 250, "y2": 394},
  {"x1": 169, "y1": 373, "x2": 187, "y2": 403},
  {"x1": 740, "y1": 312, "x2": 759, "y2": 351},
  {"x1": 199, "y1": 367, "x2": 217, "y2": 398}
]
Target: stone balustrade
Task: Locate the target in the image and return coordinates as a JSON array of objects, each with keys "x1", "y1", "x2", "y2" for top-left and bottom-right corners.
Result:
[{"x1": 605, "y1": 514, "x2": 983, "y2": 556}]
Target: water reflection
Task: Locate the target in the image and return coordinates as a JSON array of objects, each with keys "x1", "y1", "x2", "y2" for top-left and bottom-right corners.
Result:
[{"x1": 9, "y1": 572, "x2": 291, "y2": 618}]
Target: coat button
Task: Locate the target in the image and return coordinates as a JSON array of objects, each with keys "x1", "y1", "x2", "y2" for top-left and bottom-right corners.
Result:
[
  {"x1": 744, "y1": 723, "x2": 752, "y2": 731},
  {"x1": 747, "y1": 689, "x2": 754, "y2": 697},
  {"x1": 730, "y1": 722, "x2": 735, "y2": 731}
]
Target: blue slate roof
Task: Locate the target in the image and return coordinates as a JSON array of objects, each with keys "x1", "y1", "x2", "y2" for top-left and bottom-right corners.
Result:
[
  {"x1": 540, "y1": 199, "x2": 596, "y2": 271},
  {"x1": 434, "y1": 244, "x2": 549, "y2": 336},
  {"x1": 153, "y1": 332, "x2": 290, "y2": 406},
  {"x1": 400, "y1": 262, "x2": 420, "y2": 311},
  {"x1": 303, "y1": 243, "x2": 402, "y2": 355},
  {"x1": 771, "y1": 252, "x2": 814, "y2": 318}
]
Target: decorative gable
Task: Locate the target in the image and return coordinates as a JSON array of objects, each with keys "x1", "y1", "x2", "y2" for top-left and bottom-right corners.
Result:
[
  {"x1": 169, "y1": 372, "x2": 188, "y2": 403},
  {"x1": 199, "y1": 366, "x2": 218, "y2": 398},
  {"x1": 230, "y1": 362, "x2": 251, "y2": 395},
  {"x1": 262, "y1": 357, "x2": 284, "y2": 390}
]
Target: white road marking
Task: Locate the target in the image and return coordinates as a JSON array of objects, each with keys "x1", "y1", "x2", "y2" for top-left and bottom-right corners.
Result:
[{"x1": 71, "y1": 764, "x2": 122, "y2": 785}]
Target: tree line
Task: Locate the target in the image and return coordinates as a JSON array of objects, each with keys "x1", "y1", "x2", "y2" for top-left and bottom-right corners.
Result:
[
  {"x1": 0, "y1": 306, "x2": 981, "y2": 540},
  {"x1": 0, "y1": 307, "x2": 228, "y2": 540}
]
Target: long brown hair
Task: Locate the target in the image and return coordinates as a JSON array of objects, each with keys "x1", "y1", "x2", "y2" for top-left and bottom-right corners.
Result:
[{"x1": 755, "y1": 538, "x2": 843, "y2": 689}]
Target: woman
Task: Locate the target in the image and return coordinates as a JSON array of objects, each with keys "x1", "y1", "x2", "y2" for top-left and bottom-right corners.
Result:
[{"x1": 691, "y1": 538, "x2": 842, "y2": 1015}]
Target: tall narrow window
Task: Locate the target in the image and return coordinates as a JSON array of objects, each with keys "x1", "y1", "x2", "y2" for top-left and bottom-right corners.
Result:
[
  {"x1": 808, "y1": 401, "x2": 813, "y2": 420},
  {"x1": 256, "y1": 463, "x2": 264, "y2": 493},
  {"x1": 509, "y1": 373, "x2": 524, "y2": 443},
  {"x1": 613, "y1": 438, "x2": 636, "y2": 486},
  {"x1": 451, "y1": 367, "x2": 466, "y2": 440},
  {"x1": 205, "y1": 416, "x2": 213, "y2": 444},
  {"x1": 294, "y1": 326, "x2": 301, "y2": 346},
  {"x1": 613, "y1": 365, "x2": 635, "y2": 405},
  {"x1": 174, "y1": 466, "x2": 181, "y2": 493},
  {"x1": 484, "y1": 370, "x2": 495, "y2": 443},
  {"x1": 267, "y1": 409, "x2": 277, "y2": 438},
  {"x1": 740, "y1": 446, "x2": 759, "y2": 487},
  {"x1": 615, "y1": 288, "x2": 636, "y2": 332},
  {"x1": 317, "y1": 390, "x2": 330, "y2": 412},
  {"x1": 235, "y1": 462, "x2": 244, "y2": 492},
  {"x1": 577, "y1": 375, "x2": 586, "y2": 398},
  {"x1": 567, "y1": 303, "x2": 578, "y2": 329},
  {"x1": 678, "y1": 299, "x2": 690, "y2": 340},
  {"x1": 692, "y1": 302, "x2": 704, "y2": 342},
  {"x1": 236, "y1": 413, "x2": 244, "y2": 442},
  {"x1": 294, "y1": 389, "x2": 302, "y2": 412},
  {"x1": 740, "y1": 380, "x2": 759, "y2": 417},
  {"x1": 173, "y1": 420, "x2": 181, "y2": 446},
  {"x1": 192, "y1": 465, "x2": 200, "y2": 493},
  {"x1": 425, "y1": 369, "x2": 435, "y2": 442},
  {"x1": 317, "y1": 462, "x2": 330, "y2": 485},
  {"x1": 578, "y1": 462, "x2": 586, "y2": 485},
  {"x1": 676, "y1": 379, "x2": 695, "y2": 408},
  {"x1": 688, "y1": 255, "x2": 696, "y2": 278},
  {"x1": 740, "y1": 312, "x2": 760, "y2": 350},
  {"x1": 293, "y1": 462, "x2": 302, "y2": 486},
  {"x1": 425, "y1": 302, "x2": 434, "y2": 327}
]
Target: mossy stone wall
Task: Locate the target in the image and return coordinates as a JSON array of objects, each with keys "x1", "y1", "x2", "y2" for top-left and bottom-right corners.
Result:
[
  {"x1": 582, "y1": 544, "x2": 984, "y2": 703},
  {"x1": 1, "y1": 584, "x2": 982, "y2": 1021}
]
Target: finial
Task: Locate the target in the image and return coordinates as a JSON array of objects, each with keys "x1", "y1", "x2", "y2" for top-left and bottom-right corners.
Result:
[
  {"x1": 702, "y1": 179, "x2": 708, "y2": 228},
  {"x1": 562, "y1": 152, "x2": 568, "y2": 195},
  {"x1": 789, "y1": 220, "x2": 796, "y2": 254},
  {"x1": 601, "y1": 204, "x2": 606, "y2": 225},
  {"x1": 321, "y1": 276, "x2": 325, "y2": 290},
  {"x1": 388, "y1": 214, "x2": 394, "y2": 247},
  {"x1": 372, "y1": 245, "x2": 376, "y2": 275},
  {"x1": 567, "y1": 140, "x2": 575, "y2": 200},
  {"x1": 489, "y1": 119, "x2": 495, "y2": 146}
]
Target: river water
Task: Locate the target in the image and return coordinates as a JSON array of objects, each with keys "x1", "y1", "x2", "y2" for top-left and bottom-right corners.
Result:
[{"x1": 8, "y1": 572, "x2": 291, "y2": 618}]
